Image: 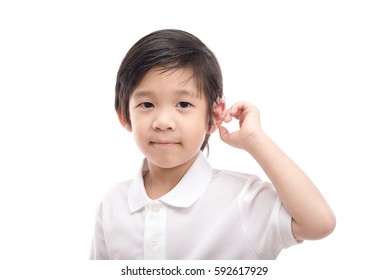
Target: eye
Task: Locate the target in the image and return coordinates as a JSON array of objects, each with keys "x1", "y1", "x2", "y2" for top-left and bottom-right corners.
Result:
[
  {"x1": 139, "y1": 102, "x2": 154, "y2": 109},
  {"x1": 177, "y1": 101, "x2": 192, "y2": 108}
]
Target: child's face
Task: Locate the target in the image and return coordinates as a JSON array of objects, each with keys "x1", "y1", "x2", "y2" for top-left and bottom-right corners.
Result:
[{"x1": 128, "y1": 67, "x2": 211, "y2": 169}]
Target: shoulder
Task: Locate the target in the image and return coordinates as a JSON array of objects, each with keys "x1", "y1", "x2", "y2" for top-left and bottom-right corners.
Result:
[
  {"x1": 211, "y1": 169, "x2": 268, "y2": 188},
  {"x1": 101, "y1": 179, "x2": 133, "y2": 204},
  {"x1": 210, "y1": 168, "x2": 277, "y2": 201}
]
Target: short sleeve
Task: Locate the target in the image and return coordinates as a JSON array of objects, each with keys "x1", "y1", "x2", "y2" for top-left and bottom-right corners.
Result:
[
  {"x1": 89, "y1": 203, "x2": 109, "y2": 260},
  {"x1": 238, "y1": 177, "x2": 299, "y2": 259}
]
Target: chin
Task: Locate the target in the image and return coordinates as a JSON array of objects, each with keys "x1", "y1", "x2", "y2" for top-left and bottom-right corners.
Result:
[
  {"x1": 146, "y1": 153, "x2": 198, "y2": 170},
  {"x1": 149, "y1": 159, "x2": 184, "y2": 169}
]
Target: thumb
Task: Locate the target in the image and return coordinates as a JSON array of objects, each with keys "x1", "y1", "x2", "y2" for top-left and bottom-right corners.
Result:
[{"x1": 218, "y1": 125, "x2": 231, "y2": 144}]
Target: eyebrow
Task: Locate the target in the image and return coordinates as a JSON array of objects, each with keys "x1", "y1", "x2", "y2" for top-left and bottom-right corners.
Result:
[
  {"x1": 131, "y1": 90, "x2": 153, "y2": 99},
  {"x1": 174, "y1": 89, "x2": 201, "y2": 98},
  {"x1": 132, "y1": 89, "x2": 201, "y2": 99}
]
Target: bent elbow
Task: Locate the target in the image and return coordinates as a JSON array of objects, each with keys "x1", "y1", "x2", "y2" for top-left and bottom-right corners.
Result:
[
  {"x1": 295, "y1": 210, "x2": 336, "y2": 240},
  {"x1": 309, "y1": 210, "x2": 336, "y2": 240},
  {"x1": 317, "y1": 211, "x2": 336, "y2": 239}
]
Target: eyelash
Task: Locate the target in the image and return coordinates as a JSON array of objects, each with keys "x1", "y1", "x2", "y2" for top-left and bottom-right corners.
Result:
[
  {"x1": 176, "y1": 101, "x2": 192, "y2": 108},
  {"x1": 137, "y1": 102, "x2": 193, "y2": 109},
  {"x1": 138, "y1": 102, "x2": 154, "y2": 109}
]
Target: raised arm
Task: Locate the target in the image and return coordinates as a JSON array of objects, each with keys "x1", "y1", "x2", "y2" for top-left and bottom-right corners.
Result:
[{"x1": 217, "y1": 101, "x2": 336, "y2": 240}]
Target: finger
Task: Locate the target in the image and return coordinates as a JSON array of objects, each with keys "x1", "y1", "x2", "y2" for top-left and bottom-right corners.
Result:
[
  {"x1": 218, "y1": 125, "x2": 231, "y2": 143},
  {"x1": 225, "y1": 107, "x2": 242, "y2": 122},
  {"x1": 230, "y1": 102, "x2": 247, "y2": 116},
  {"x1": 215, "y1": 119, "x2": 224, "y2": 128},
  {"x1": 222, "y1": 109, "x2": 233, "y2": 123}
]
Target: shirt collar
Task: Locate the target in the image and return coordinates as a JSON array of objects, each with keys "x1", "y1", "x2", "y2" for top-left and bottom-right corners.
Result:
[{"x1": 128, "y1": 152, "x2": 212, "y2": 213}]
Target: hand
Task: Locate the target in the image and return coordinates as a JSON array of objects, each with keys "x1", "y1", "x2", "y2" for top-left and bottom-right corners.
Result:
[
  {"x1": 218, "y1": 102, "x2": 336, "y2": 241},
  {"x1": 218, "y1": 101, "x2": 263, "y2": 151}
]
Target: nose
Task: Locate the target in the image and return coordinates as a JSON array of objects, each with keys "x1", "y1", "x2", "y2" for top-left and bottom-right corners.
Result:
[{"x1": 152, "y1": 110, "x2": 176, "y2": 131}]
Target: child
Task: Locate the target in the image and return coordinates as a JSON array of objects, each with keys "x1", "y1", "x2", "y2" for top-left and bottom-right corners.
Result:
[{"x1": 90, "y1": 29, "x2": 335, "y2": 260}]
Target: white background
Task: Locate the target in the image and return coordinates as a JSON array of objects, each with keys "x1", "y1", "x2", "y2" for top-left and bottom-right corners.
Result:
[{"x1": 1, "y1": 0, "x2": 388, "y2": 279}]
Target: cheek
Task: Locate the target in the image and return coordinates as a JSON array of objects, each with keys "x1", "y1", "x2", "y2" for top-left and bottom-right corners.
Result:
[
  {"x1": 132, "y1": 128, "x2": 149, "y2": 152},
  {"x1": 130, "y1": 116, "x2": 149, "y2": 139},
  {"x1": 182, "y1": 117, "x2": 209, "y2": 138},
  {"x1": 130, "y1": 112, "x2": 147, "y2": 129}
]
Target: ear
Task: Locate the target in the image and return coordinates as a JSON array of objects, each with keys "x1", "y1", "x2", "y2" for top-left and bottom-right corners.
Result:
[
  {"x1": 116, "y1": 110, "x2": 132, "y2": 132},
  {"x1": 208, "y1": 99, "x2": 226, "y2": 134}
]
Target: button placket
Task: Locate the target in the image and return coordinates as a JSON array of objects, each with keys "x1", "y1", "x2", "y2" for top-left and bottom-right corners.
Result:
[
  {"x1": 143, "y1": 201, "x2": 166, "y2": 259},
  {"x1": 151, "y1": 204, "x2": 160, "y2": 213}
]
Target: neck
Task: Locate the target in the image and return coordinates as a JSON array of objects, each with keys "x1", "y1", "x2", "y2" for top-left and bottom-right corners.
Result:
[{"x1": 143, "y1": 153, "x2": 198, "y2": 200}]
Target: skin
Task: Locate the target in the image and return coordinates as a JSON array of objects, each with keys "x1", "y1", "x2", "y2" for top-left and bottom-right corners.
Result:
[
  {"x1": 118, "y1": 67, "x2": 336, "y2": 241},
  {"x1": 122, "y1": 67, "x2": 218, "y2": 199},
  {"x1": 219, "y1": 103, "x2": 336, "y2": 240}
]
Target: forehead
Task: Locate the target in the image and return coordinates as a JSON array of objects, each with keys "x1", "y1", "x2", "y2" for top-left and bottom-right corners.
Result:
[{"x1": 132, "y1": 67, "x2": 202, "y2": 99}]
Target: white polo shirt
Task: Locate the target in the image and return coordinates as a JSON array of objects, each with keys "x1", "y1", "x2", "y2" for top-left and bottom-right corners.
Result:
[{"x1": 90, "y1": 152, "x2": 299, "y2": 260}]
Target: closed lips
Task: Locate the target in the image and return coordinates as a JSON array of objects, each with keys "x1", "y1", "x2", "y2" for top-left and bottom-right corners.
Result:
[{"x1": 151, "y1": 141, "x2": 180, "y2": 144}]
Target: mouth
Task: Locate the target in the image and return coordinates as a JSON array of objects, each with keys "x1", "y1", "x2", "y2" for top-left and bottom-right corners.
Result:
[{"x1": 150, "y1": 140, "x2": 180, "y2": 148}]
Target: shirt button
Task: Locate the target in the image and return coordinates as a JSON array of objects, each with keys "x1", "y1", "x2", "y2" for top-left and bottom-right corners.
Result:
[
  {"x1": 149, "y1": 237, "x2": 158, "y2": 247},
  {"x1": 151, "y1": 204, "x2": 160, "y2": 213}
]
